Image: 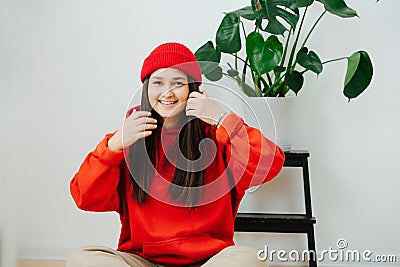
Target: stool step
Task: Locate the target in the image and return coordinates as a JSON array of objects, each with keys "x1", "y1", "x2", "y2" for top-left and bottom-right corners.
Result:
[{"x1": 235, "y1": 213, "x2": 316, "y2": 233}]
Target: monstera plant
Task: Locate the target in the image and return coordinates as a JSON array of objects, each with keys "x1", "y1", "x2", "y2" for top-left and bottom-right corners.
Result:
[{"x1": 194, "y1": 0, "x2": 374, "y2": 101}]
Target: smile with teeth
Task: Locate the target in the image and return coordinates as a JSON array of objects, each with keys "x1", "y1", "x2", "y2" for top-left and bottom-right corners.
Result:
[{"x1": 159, "y1": 100, "x2": 178, "y2": 105}]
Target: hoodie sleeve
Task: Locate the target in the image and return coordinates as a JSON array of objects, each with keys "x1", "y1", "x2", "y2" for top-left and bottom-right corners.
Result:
[
  {"x1": 216, "y1": 112, "x2": 285, "y2": 195},
  {"x1": 70, "y1": 133, "x2": 125, "y2": 212}
]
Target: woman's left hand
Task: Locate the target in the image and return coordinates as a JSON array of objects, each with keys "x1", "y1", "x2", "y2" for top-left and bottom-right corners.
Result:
[{"x1": 186, "y1": 91, "x2": 224, "y2": 126}]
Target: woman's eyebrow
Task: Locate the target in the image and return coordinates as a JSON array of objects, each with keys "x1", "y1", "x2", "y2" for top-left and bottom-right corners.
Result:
[
  {"x1": 150, "y1": 76, "x2": 187, "y2": 80},
  {"x1": 172, "y1": 77, "x2": 187, "y2": 81}
]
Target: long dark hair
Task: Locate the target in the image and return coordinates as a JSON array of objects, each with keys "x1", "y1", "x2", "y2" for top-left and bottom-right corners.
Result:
[{"x1": 128, "y1": 76, "x2": 207, "y2": 206}]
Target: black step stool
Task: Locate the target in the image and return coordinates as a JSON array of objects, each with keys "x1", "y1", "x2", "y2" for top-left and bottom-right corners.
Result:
[{"x1": 235, "y1": 150, "x2": 317, "y2": 267}]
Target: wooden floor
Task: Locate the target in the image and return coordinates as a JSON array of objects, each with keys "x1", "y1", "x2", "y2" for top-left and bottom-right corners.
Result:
[
  {"x1": 18, "y1": 260, "x2": 66, "y2": 267},
  {"x1": 18, "y1": 259, "x2": 303, "y2": 267}
]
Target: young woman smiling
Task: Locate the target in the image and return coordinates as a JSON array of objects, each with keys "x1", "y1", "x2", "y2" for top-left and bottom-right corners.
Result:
[{"x1": 68, "y1": 42, "x2": 285, "y2": 267}]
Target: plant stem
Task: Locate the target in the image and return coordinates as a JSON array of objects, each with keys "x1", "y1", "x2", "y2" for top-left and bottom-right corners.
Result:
[
  {"x1": 250, "y1": 70, "x2": 256, "y2": 91},
  {"x1": 238, "y1": 17, "x2": 249, "y2": 73},
  {"x1": 322, "y1": 56, "x2": 348, "y2": 65},
  {"x1": 274, "y1": 31, "x2": 291, "y2": 86},
  {"x1": 255, "y1": 75, "x2": 261, "y2": 91},
  {"x1": 254, "y1": 75, "x2": 263, "y2": 96},
  {"x1": 240, "y1": 20, "x2": 247, "y2": 38},
  {"x1": 260, "y1": 76, "x2": 269, "y2": 94},
  {"x1": 230, "y1": 53, "x2": 249, "y2": 66},
  {"x1": 271, "y1": 80, "x2": 285, "y2": 97},
  {"x1": 287, "y1": 6, "x2": 308, "y2": 74},
  {"x1": 291, "y1": 10, "x2": 328, "y2": 76},
  {"x1": 242, "y1": 57, "x2": 249, "y2": 86},
  {"x1": 300, "y1": 10, "x2": 327, "y2": 49},
  {"x1": 234, "y1": 52, "x2": 238, "y2": 73},
  {"x1": 263, "y1": 86, "x2": 273, "y2": 96},
  {"x1": 281, "y1": 32, "x2": 291, "y2": 67},
  {"x1": 270, "y1": 74, "x2": 286, "y2": 95},
  {"x1": 265, "y1": 73, "x2": 272, "y2": 86},
  {"x1": 277, "y1": 32, "x2": 291, "y2": 79}
]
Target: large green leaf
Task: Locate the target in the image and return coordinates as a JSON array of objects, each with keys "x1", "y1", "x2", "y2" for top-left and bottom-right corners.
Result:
[
  {"x1": 252, "y1": 0, "x2": 299, "y2": 35},
  {"x1": 317, "y1": 0, "x2": 358, "y2": 18},
  {"x1": 204, "y1": 66, "x2": 223, "y2": 82},
  {"x1": 296, "y1": 0, "x2": 314, "y2": 7},
  {"x1": 296, "y1": 47, "x2": 323, "y2": 74},
  {"x1": 216, "y1": 12, "x2": 241, "y2": 53},
  {"x1": 194, "y1": 41, "x2": 221, "y2": 74},
  {"x1": 232, "y1": 6, "x2": 257, "y2": 20},
  {"x1": 246, "y1": 32, "x2": 283, "y2": 75},
  {"x1": 344, "y1": 51, "x2": 373, "y2": 100},
  {"x1": 285, "y1": 70, "x2": 304, "y2": 94}
]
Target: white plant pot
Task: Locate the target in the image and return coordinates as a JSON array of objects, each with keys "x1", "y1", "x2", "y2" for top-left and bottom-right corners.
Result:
[{"x1": 242, "y1": 97, "x2": 294, "y2": 151}]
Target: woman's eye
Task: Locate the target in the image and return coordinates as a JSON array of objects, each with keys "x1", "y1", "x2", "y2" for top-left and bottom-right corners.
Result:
[
  {"x1": 152, "y1": 81, "x2": 162, "y2": 85},
  {"x1": 173, "y1": 82, "x2": 183, "y2": 86}
]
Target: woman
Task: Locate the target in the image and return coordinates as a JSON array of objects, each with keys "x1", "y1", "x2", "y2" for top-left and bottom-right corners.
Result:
[{"x1": 68, "y1": 42, "x2": 285, "y2": 267}]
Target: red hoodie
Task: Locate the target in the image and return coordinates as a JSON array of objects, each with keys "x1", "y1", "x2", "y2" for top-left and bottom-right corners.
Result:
[{"x1": 70, "y1": 111, "x2": 285, "y2": 266}]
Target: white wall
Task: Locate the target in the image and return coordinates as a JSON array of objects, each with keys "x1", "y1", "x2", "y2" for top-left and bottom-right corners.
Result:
[{"x1": 1, "y1": 1, "x2": 399, "y2": 266}]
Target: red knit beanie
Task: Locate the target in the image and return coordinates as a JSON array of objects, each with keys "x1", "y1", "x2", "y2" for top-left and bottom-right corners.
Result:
[{"x1": 140, "y1": 42, "x2": 202, "y2": 85}]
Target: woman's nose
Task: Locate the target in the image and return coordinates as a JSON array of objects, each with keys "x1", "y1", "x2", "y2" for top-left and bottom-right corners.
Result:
[{"x1": 161, "y1": 86, "x2": 175, "y2": 97}]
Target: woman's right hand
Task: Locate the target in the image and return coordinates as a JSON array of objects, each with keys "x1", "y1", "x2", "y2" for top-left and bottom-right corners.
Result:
[{"x1": 108, "y1": 109, "x2": 158, "y2": 151}]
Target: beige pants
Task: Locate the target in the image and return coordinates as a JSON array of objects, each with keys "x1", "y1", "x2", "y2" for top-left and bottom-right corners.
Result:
[{"x1": 66, "y1": 245, "x2": 269, "y2": 267}]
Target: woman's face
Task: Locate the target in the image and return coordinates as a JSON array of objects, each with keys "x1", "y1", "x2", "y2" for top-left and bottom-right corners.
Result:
[{"x1": 148, "y1": 68, "x2": 190, "y2": 121}]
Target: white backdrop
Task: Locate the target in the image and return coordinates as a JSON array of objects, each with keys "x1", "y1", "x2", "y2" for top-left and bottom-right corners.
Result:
[{"x1": 1, "y1": 1, "x2": 399, "y2": 266}]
